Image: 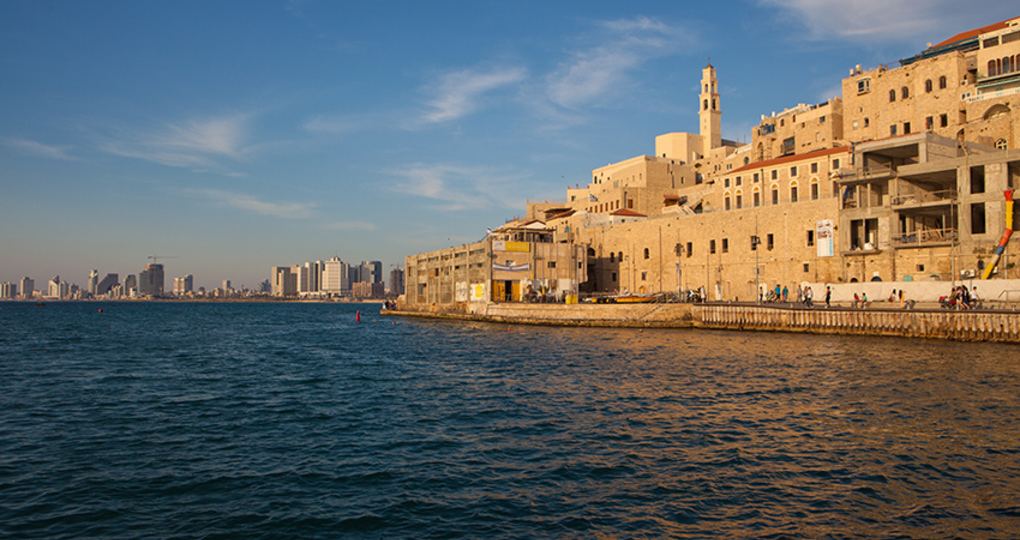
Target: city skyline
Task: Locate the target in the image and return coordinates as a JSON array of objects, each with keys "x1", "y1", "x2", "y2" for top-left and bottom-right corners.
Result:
[{"x1": 2, "y1": 1, "x2": 1016, "y2": 290}]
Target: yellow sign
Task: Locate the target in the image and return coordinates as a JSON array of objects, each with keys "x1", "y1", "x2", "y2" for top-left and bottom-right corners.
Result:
[{"x1": 504, "y1": 241, "x2": 529, "y2": 252}]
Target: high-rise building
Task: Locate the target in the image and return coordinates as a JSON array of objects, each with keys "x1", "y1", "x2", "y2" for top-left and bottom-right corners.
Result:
[
  {"x1": 19, "y1": 277, "x2": 33, "y2": 299},
  {"x1": 358, "y1": 261, "x2": 383, "y2": 284},
  {"x1": 389, "y1": 266, "x2": 405, "y2": 296},
  {"x1": 87, "y1": 269, "x2": 99, "y2": 296},
  {"x1": 96, "y1": 274, "x2": 119, "y2": 296},
  {"x1": 47, "y1": 276, "x2": 62, "y2": 299},
  {"x1": 123, "y1": 274, "x2": 137, "y2": 296},
  {"x1": 139, "y1": 264, "x2": 164, "y2": 296},
  {"x1": 321, "y1": 257, "x2": 350, "y2": 295},
  {"x1": 271, "y1": 266, "x2": 297, "y2": 297},
  {"x1": 0, "y1": 282, "x2": 15, "y2": 299},
  {"x1": 173, "y1": 274, "x2": 193, "y2": 295}
]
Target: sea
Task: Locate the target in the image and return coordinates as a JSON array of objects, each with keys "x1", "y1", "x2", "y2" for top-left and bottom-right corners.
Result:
[{"x1": 1, "y1": 301, "x2": 1019, "y2": 539}]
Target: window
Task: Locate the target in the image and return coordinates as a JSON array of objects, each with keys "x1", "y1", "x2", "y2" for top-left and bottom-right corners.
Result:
[
  {"x1": 548, "y1": 261, "x2": 557, "y2": 268},
  {"x1": 790, "y1": 166, "x2": 798, "y2": 176},
  {"x1": 807, "y1": 230, "x2": 814, "y2": 247},
  {"x1": 889, "y1": 89, "x2": 896, "y2": 102},
  {"x1": 736, "y1": 176, "x2": 742, "y2": 186},
  {"x1": 686, "y1": 242, "x2": 692, "y2": 257},
  {"x1": 609, "y1": 252, "x2": 615, "y2": 263},
  {"x1": 833, "y1": 158, "x2": 840, "y2": 169},
  {"x1": 803, "y1": 263, "x2": 810, "y2": 273},
  {"x1": 771, "y1": 170, "x2": 778, "y2": 180},
  {"x1": 811, "y1": 163, "x2": 818, "y2": 174},
  {"x1": 767, "y1": 234, "x2": 774, "y2": 251},
  {"x1": 925, "y1": 79, "x2": 933, "y2": 93},
  {"x1": 901, "y1": 86, "x2": 909, "y2": 99},
  {"x1": 611, "y1": 272, "x2": 617, "y2": 282},
  {"x1": 940, "y1": 114, "x2": 948, "y2": 127},
  {"x1": 753, "y1": 173, "x2": 759, "y2": 183},
  {"x1": 996, "y1": 138, "x2": 1008, "y2": 150},
  {"x1": 725, "y1": 177, "x2": 730, "y2": 187},
  {"x1": 790, "y1": 184, "x2": 799, "y2": 203},
  {"x1": 811, "y1": 182, "x2": 819, "y2": 200},
  {"x1": 857, "y1": 78, "x2": 871, "y2": 94},
  {"x1": 864, "y1": 117, "x2": 870, "y2": 128},
  {"x1": 643, "y1": 248, "x2": 650, "y2": 259},
  {"x1": 722, "y1": 238, "x2": 729, "y2": 253},
  {"x1": 710, "y1": 240, "x2": 716, "y2": 254},
  {"x1": 753, "y1": 190, "x2": 761, "y2": 207},
  {"x1": 725, "y1": 196, "x2": 731, "y2": 210},
  {"x1": 771, "y1": 186, "x2": 779, "y2": 205},
  {"x1": 736, "y1": 192, "x2": 743, "y2": 209},
  {"x1": 641, "y1": 272, "x2": 646, "y2": 281},
  {"x1": 627, "y1": 199, "x2": 633, "y2": 209},
  {"x1": 904, "y1": 122, "x2": 911, "y2": 134},
  {"x1": 618, "y1": 252, "x2": 623, "y2": 261},
  {"x1": 926, "y1": 116, "x2": 934, "y2": 130},
  {"x1": 971, "y1": 203, "x2": 987, "y2": 234},
  {"x1": 939, "y1": 75, "x2": 947, "y2": 89},
  {"x1": 971, "y1": 166, "x2": 985, "y2": 194},
  {"x1": 890, "y1": 124, "x2": 898, "y2": 136},
  {"x1": 751, "y1": 236, "x2": 758, "y2": 251}
]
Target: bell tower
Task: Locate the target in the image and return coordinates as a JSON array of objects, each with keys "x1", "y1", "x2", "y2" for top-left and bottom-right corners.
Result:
[{"x1": 699, "y1": 61, "x2": 722, "y2": 153}]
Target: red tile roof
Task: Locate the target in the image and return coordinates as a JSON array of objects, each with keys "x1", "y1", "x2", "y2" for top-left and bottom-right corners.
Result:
[
  {"x1": 729, "y1": 146, "x2": 850, "y2": 175},
  {"x1": 930, "y1": 18, "x2": 1012, "y2": 49},
  {"x1": 611, "y1": 209, "x2": 647, "y2": 217}
]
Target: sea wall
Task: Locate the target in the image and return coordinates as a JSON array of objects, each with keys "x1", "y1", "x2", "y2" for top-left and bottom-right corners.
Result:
[{"x1": 387, "y1": 301, "x2": 1020, "y2": 342}]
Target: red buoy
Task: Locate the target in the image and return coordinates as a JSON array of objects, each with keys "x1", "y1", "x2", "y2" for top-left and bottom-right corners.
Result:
[{"x1": 356, "y1": 310, "x2": 361, "y2": 322}]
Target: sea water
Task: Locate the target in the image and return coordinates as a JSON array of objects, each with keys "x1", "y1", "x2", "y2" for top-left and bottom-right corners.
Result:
[{"x1": 1, "y1": 301, "x2": 1019, "y2": 538}]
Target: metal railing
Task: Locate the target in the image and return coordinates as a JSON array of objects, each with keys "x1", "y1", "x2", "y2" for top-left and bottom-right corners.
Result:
[
  {"x1": 892, "y1": 189, "x2": 956, "y2": 207},
  {"x1": 891, "y1": 227, "x2": 958, "y2": 247}
]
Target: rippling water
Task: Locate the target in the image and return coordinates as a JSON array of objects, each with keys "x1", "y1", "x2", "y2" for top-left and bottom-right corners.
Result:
[{"x1": 2, "y1": 301, "x2": 1019, "y2": 539}]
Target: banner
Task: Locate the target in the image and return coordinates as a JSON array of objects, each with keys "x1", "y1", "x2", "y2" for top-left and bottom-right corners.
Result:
[
  {"x1": 817, "y1": 219, "x2": 834, "y2": 257},
  {"x1": 493, "y1": 262, "x2": 530, "y2": 272}
]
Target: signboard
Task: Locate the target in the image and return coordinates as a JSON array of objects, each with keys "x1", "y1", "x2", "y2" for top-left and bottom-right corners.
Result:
[
  {"x1": 492, "y1": 240, "x2": 529, "y2": 252},
  {"x1": 817, "y1": 219, "x2": 834, "y2": 257},
  {"x1": 471, "y1": 283, "x2": 486, "y2": 302}
]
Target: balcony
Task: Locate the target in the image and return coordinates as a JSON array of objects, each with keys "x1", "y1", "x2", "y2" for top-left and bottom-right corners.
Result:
[
  {"x1": 891, "y1": 228, "x2": 958, "y2": 248},
  {"x1": 891, "y1": 189, "x2": 957, "y2": 209}
]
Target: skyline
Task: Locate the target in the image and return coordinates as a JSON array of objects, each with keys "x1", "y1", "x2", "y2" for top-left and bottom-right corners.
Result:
[{"x1": 2, "y1": 1, "x2": 1016, "y2": 290}]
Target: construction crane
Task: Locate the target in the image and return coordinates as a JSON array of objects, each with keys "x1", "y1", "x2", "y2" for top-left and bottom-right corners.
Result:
[{"x1": 147, "y1": 255, "x2": 178, "y2": 266}]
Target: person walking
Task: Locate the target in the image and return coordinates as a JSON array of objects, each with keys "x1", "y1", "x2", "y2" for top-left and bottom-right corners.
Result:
[
  {"x1": 805, "y1": 286, "x2": 814, "y2": 307},
  {"x1": 825, "y1": 286, "x2": 831, "y2": 308}
]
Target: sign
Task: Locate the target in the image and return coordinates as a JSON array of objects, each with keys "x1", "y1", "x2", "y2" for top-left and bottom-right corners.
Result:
[
  {"x1": 492, "y1": 240, "x2": 529, "y2": 252},
  {"x1": 817, "y1": 219, "x2": 834, "y2": 257},
  {"x1": 493, "y1": 261, "x2": 531, "y2": 272}
]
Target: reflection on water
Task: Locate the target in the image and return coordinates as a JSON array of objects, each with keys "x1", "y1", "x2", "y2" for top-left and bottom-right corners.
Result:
[{"x1": 1, "y1": 302, "x2": 1019, "y2": 539}]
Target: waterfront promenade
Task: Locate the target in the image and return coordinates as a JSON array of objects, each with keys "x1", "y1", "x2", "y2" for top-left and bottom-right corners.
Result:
[{"x1": 385, "y1": 301, "x2": 1020, "y2": 343}]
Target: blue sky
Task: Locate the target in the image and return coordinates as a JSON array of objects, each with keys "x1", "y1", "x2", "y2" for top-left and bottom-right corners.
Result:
[{"x1": 1, "y1": 1, "x2": 1015, "y2": 291}]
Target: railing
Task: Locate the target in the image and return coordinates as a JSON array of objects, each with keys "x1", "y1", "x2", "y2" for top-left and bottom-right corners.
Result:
[
  {"x1": 891, "y1": 189, "x2": 957, "y2": 207},
  {"x1": 966, "y1": 86, "x2": 1020, "y2": 103},
  {"x1": 891, "y1": 228, "x2": 958, "y2": 247}
]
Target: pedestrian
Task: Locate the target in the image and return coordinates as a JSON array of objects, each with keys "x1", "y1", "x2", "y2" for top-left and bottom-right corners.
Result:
[
  {"x1": 782, "y1": 285, "x2": 788, "y2": 302},
  {"x1": 861, "y1": 292, "x2": 868, "y2": 308},
  {"x1": 796, "y1": 286, "x2": 803, "y2": 303},
  {"x1": 889, "y1": 289, "x2": 897, "y2": 302},
  {"x1": 805, "y1": 286, "x2": 814, "y2": 307},
  {"x1": 774, "y1": 283, "x2": 781, "y2": 302},
  {"x1": 825, "y1": 285, "x2": 831, "y2": 308}
]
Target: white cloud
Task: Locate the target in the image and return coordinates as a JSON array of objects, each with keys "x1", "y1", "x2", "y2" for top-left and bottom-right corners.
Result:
[
  {"x1": 387, "y1": 163, "x2": 530, "y2": 211},
  {"x1": 757, "y1": 0, "x2": 1009, "y2": 43},
  {"x1": 186, "y1": 188, "x2": 316, "y2": 219},
  {"x1": 421, "y1": 66, "x2": 527, "y2": 124},
  {"x1": 546, "y1": 16, "x2": 696, "y2": 109},
  {"x1": 3, "y1": 138, "x2": 76, "y2": 160},
  {"x1": 101, "y1": 114, "x2": 251, "y2": 170}
]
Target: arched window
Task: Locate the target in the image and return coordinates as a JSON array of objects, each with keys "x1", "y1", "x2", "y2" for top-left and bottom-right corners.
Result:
[
  {"x1": 735, "y1": 189, "x2": 743, "y2": 209},
  {"x1": 753, "y1": 186, "x2": 761, "y2": 207},
  {"x1": 771, "y1": 184, "x2": 779, "y2": 205},
  {"x1": 724, "y1": 191, "x2": 731, "y2": 211},
  {"x1": 889, "y1": 89, "x2": 896, "y2": 102},
  {"x1": 810, "y1": 180, "x2": 819, "y2": 200},
  {"x1": 643, "y1": 248, "x2": 650, "y2": 259},
  {"x1": 996, "y1": 139, "x2": 1008, "y2": 150},
  {"x1": 790, "y1": 181, "x2": 799, "y2": 203},
  {"x1": 744, "y1": 157, "x2": 750, "y2": 166},
  {"x1": 925, "y1": 79, "x2": 933, "y2": 93},
  {"x1": 939, "y1": 75, "x2": 947, "y2": 89},
  {"x1": 989, "y1": 60, "x2": 999, "y2": 77},
  {"x1": 901, "y1": 86, "x2": 909, "y2": 99},
  {"x1": 703, "y1": 99, "x2": 709, "y2": 110},
  {"x1": 609, "y1": 252, "x2": 615, "y2": 263}
]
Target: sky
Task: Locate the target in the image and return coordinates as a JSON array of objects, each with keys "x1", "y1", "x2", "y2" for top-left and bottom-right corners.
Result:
[{"x1": 1, "y1": 1, "x2": 1016, "y2": 291}]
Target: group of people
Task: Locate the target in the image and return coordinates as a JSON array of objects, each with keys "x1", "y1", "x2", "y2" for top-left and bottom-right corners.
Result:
[
  {"x1": 944, "y1": 285, "x2": 980, "y2": 310},
  {"x1": 763, "y1": 284, "x2": 817, "y2": 307}
]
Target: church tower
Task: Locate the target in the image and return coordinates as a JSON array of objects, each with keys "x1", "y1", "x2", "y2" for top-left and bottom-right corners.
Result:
[{"x1": 699, "y1": 62, "x2": 722, "y2": 153}]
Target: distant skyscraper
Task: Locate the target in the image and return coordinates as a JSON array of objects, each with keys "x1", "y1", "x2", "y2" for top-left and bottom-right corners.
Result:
[
  {"x1": 19, "y1": 277, "x2": 34, "y2": 299},
  {"x1": 222, "y1": 279, "x2": 231, "y2": 292},
  {"x1": 139, "y1": 263, "x2": 165, "y2": 296},
  {"x1": 0, "y1": 282, "x2": 14, "y2": 299},
  {"x1": 88, "y1": 269, "x2": 99, "y2": 296},
  {"x1": 321, "y1": 257, "x2": 349, "y2": 295},
  {"x1": 271, "y1": 266, "x2": 297, "y2": 297},
  {"x1": 124, "y1": 274, "x2": 137, "y2": 296},
  {"x1": 47, "y1": 276, "x2": 61, "y2": 299},
  {"x1": 96, "y1": 274, "x2": 119, "y2": 296},
  {"x1": 389, "y1": 266, "x2": 405, "y2": 296}
]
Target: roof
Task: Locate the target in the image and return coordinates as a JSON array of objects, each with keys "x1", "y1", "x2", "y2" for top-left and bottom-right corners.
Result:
[
  {"x1": 546, "y1": 209, "x2": 576, "y2": 221},
  {"x1": 930, "y1": 18, "x2": 1011, "y2": 49},
  {"x1": 729, "y1": 146, "x2": 850, "y2": 175},
  {"x1": 610, "y1": 209, "x2": 647, "y2": 217}
]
